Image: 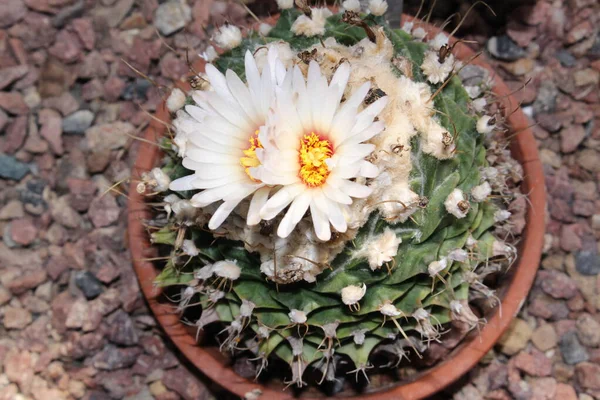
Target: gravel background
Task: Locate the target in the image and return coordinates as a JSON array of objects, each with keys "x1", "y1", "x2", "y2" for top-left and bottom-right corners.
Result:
[{"x1": 0, "y1": 0, "x2": 598, "y2": 399}]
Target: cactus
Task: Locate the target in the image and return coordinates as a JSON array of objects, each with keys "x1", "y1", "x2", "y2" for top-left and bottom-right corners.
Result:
[{"x1": 142, "y1": 2, "x2": 522, "y2": 390}]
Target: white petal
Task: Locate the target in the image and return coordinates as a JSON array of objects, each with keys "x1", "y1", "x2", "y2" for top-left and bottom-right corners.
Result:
[
  {"x1": 277, "y1": 192, "x2": 311, "y2": 238},
  {"x1": 170, "y1": 174, "x2": 197, "y2": 191},
  {"x1": 310, "y1": 202, "x2": 331, "y2": 241},
  {"x1": 247, "y1": 187, "x2": 270, "y2": 226},
  {"x1": 208, "y1": 200, "x2": 242, "y2": 230},
  {"x1": 338, "y1": 180, "x2": 372, "y2": 198},
  {"x1": 205, "y1": 64, "x2": 233, "y2": 101},
  {"x1": 260, "y1": 184, "x2": 304, "y2": 220}
]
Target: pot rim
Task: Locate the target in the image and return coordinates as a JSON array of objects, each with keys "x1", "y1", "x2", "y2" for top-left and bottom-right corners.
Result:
[{"x1": 127, "y1": 14, "x2": 546, "y2": 400}]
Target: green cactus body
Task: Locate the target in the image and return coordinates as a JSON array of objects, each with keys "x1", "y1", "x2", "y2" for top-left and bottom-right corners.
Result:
[{"x1": 147, "y1": 6, "x2": 520, "y2": 389}]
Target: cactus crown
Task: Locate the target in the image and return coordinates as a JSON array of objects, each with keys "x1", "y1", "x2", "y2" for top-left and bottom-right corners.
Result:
[{"x1": 144, "y1": 3, "x2": 522, "y2": 392}]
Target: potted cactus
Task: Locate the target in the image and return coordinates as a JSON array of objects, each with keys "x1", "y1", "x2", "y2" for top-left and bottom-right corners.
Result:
[{"x1": 128, "y1": 1, "x2": 545, "y2": 398}]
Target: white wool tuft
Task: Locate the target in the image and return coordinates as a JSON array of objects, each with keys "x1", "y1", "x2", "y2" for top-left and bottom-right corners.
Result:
[
  {"x1": 429, "y1": 33, "x2": 448, "y2": 51},
  {"x1": 195, "y1": 265, "x2": 214, "y2": 280},
  {"x1": 421, "y1": 51, "x2": 454, "y2": 84},
  {"x1": 472, "y1": 98, "x2": 487, "y2": 112},
  {"x1": 471, "y1": 181, "x2": 492, "y2": 202},
  {"x1": 379, "y1": 303, "x2": 402, "y2": 317},
  {"x1": 476, "y1": 115, "x2": 496, "y2": 134},
  {"x1": 276, "y1": 0, "x2": 294, "y2": 9},
  {"x1": 494, "y1": 209, "x2": 512, "y2": 222},
  {"x1": 288, "y1": 309, "x2": 307, "y2": 324},
  {"x1": 240, "y1": 300, "x2": 256, "y2": 317},
  {"x1": 412, "y1": 27, "x2": 427, "y2": 40},
  {"x1": 149, "y1": 167, "x2": 171, "y2": 192},
  {"x1": 213, "y1": 25, "x2": 242, "y2": 50},
  {"x1": 199, "y1": 45, "x2": 218, "y2": 62},
  {"x1": 341, "y1": 284, "x2": 367, "y2": 306},
  {"x1": 412, "y1": 308, "x2": 430, "y2": 320},
  {"x1": 352, "y1": 329, "x2": 368, "y2": 345},
  {"x1": 466, "y1": 234, "x2": 477, "y2": 249},
  {"x1": 166, "y1": 88, "x2": 187, "y2": 113},
  {"x1": 258, "y1": 23, "x2": 273, "y2": 36},
  {"x1": 368, "y1": 0, "x2": 388, "y2": 16},
  {"x1": 365, "y1": 228, "x2": 402, "y2": 270},
  {"x1": 492, "y1": 240, "x2": 515, "y2": 258},
  {"x1": 401, "y1": 21, "x2": 414, "y2": 33},
  {"x1": 181, "y1": 239, "x2": 199, "y2": 257},
  {"x1": 212, "y1": 260, "x2": 241, "y2": 280},
  {"x1": 291, "y1": 8, "x2": 333, "y2": 37},
  {"x1": 448, "y1": 248, "x2": 469, "y2": 263},
  {"x1": 428, "y1": 257, "x2": 448, "y2": 276},
  {"x1": 342, "y1": 0, "x2": 361, "y2": 12},
  {"x1": 444, "y1": 188, "x2": 469, "y2": 219}
]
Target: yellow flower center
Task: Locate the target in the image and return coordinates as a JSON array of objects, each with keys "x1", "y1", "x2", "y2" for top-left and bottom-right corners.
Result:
[
  {"x1": 298, "y1": 132, "x2": 333, "y2": 187},
  {"x1": 240, "y1": 130, "x2": 262, "y2": 182}
]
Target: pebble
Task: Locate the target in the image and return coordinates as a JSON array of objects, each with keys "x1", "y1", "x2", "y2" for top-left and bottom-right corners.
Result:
[
  {"x1": 538, "y1": 270, "x2": 578, "y2": 299},
  {"x1": 108, "y1": 310, "x2": 138, "y2": 346},
  {"x1": 560, "y1": 124, "x2": 586, "y2": 153},
  {"x1": 0, "y1": 153, "x2": 29, "y2": 180},
  {"x1": 531, "y1": 323, "x2": 558, "y2": 351},
  {"x1": 0, "y1": 0, "x2": 27, "y2": 29},
  {"x1": 93, "y1": 0, "x2": 135, "y2": 28},
  {"x1": 92, "y1": 344, "x2": 143, "y2": 370},
  {"x1": 556, "y1": 49, "x2": 577, "y2": 67},
  {"x1": 498, "y1": 318, "x2": 533, "y2": 356},
  {"x1": 0, "y1": 200, "x2": 25, "y2": 220},
  {"x1": 0, "y1": 65, "x2": 29, "y2": 90},
  {"x1": 9, "y1": 217, "x2": 37, "y2": 246},
  {"x1": 62, "y1": 110, "x2": 94, "y2": 134},
  {"x1": 85, "y1": 121, "x2": 134, "y2": 151},
  {"x1": 154, "y1": 0, "x2": 192, "y2": 36},
  {"x1": 575, "y1": 250, "x2": 600, "y2": 276},
  {"x1": 576, "y1": 314, "x2": 600, "y2": 347},
  {"x1": 513, "y1": 350, "x2": 552, "y2": 377},
  {"x1": 503, "y1": 58, "x2": 534, "y2": 76},
  {"x1": 39, "y1": 108, "x2": 64, "y2": 155},
  {"x1": 575, "y1": 362, "x2": 600, "y2": 390},
  {"x1": 574, "y1": 68, "x2": 600, "y2": 87},
  {"x1": 3, "y1": 306, "x2": 32, "y2": 329},
  {"x1": 75, "y1": 271, "x2": 104, "y2": 300},
  {"x1": 533, "y1": 81, "x2": 558, "y2": 114},
  {"x1": 559, "y1": 331, "x2": 589, "y2": 365}
]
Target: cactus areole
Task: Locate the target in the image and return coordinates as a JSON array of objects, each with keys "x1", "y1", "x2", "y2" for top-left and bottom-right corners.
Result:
[{"x1": 128, "y1": 6, "x2": 545, "y2": 400}]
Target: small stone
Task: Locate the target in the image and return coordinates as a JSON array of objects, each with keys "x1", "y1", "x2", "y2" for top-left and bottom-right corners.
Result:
[
  {"x1": 88, "y1": 195, "x2": 120, "y2": 228},
  {"x1": 530, "y1": 377, "x2": 556, "y2": 399},
  {"x1": 5, "y1": 350, "x2": 33, "y2": 393},
  {"x1": 533, "y1": 81, "x2": 559, "y2": 115},
  {"x1": 566, "y1": 20, "x2": 592, "y2": 44},
  {"x1": 62, "y1": 110, "x2": 94, "y2": 134},
  {"x1": 554, "y1": 383, "x2": 577, "y2": 400},
  {"x1": 39, "y1": 108, "x2": 63, "y2": 155},
  {"x1": 50, "y1": 195, "x2": 83, "y2": 229},
  {"x1": 103, "y1": 76, "x2": 126, "y2": 102},
  {"x1": 159, "y1": 52, "x2": 188, "y2": 81},
  {"x1": 529, "y1": 293, "x2": 570, "y2": 320},
  {"x1": 574, "y1": 68, "x2": 600, "y2": 87},
  {"x1": 154, "y1": 0, "x2": 192, "y2": 36},
  {"x1": 93, "y1": 0, "x2": 135, "y2": 28},
  {"x1": 68, "y1": 379, "x2": 86, "y2": 399},
  {"x1": 72, "y1": 18, "x2": 95, "y2": 50},
  {"x1": 0, "y1": 0, "x2": 27, "y2": 28},
  {"x1": 78, "y1": 51, "x2": 109, "y2": 79},
  {"x1": 0, "y1": 200, "x2": 25, "y2": 220},
  {"x1": 3, "y1": 306, "x2": 32, "y2": 329},
  {"x1": 503, "y1": 58, "x2": 535, "y2": 76},
  {"x1": 532, "y1": 323, "x2": 558, "y2": 351},
  {"x1": 0, "y1": 91, "x2": 29, "y2": 115},
  {"x1": 9, "y1": 217, "x2": 37, "y2": 246},
  {"x1": 42, "y1": 92, "x2": 79, "y2": 116},
  {"x1": 560, "y1": 124, "x2": 586, "y2": 153},
  {"x1": 539, "y1": 270, "x2": 578, "y2": 299},
  {"x1": 513, "y1": 350, "x2": 552, "y2": 377},
  {"x1": 575, "y1": 250, "x2": 600, "y2": 276},
  {"x1": 65, "y1": 298, "x2": 90, "y2": 328},
  {"x1": 85, "y1": 121, "x2": 134, "y2": 151},
  {"x1": 149, "y1": 381, "x2": 167, "y2": 397},
  {"x1": 162, "y1": 367, "x2": 209, "y2": 400},
  {"x1": 92, "y1": 345, "x2": 142, "y2": 370},
  {"x1": 559, "y1": 331, "x2": 589, "y2": 365},
  {"x1": 0, "y1": 154, "x2": 29, "y2": 180},
  {"x1": 573, "y1": 200, "x2": 595, "y2": 217},
  {"x1": 108, "y1": 310, "x2": 138, "y2": 346},
  {"x1": 576, "y1": 314, "x2": 600, "y2": 347},
  {"x1": 560, "y1": 224, "x2": 583, "y2": 252},
  {"x1": 82, "y1": 78, "x2": 104, "y2": 100},
  {"x1": 556, "y1": 49, "x2": 577, "y2": 67},
  {"x1": 498, "y1": 318, "x2": 533, "y2": 356},
  {"x1": 575, "y1": 362, "x2": 600, "y2": 390},
  {"x1": 0, "y1": 65, "x2": 29, "y2": 90},
  {"x1": 50, "y1": 0, "x2": 85, "y2": 28},
  {"x1": 487, "y1": 35, "x2": 526, "y2": 61},
  {"x1": 75, "y1": 271, "x2": 104, "y2": 300},
  {"x1": 578, "y1": 149, "x2": 600, "y2": 173},
  {"x1": 48, "y1": 30, "x2": 83, "y2": 64}
]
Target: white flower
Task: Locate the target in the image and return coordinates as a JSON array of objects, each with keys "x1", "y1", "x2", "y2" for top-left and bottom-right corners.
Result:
[
  {"x1": 253, "y1": 61, "x2": 387, "y2": 241},
  {"x1": 428, "y1": 257, "x2": 448, "y2": 276},
  {"x1": 195, "y1": 265, "x2": 214, "y2": 280},
  {"x1": 169, "y1": 48, "x2": 287, "y2": 229},
  {"x1": 421, "y1": 51, "x2": 454, "y2": 84},
  {"x1": 342, "y1": 0, "x2": 361, "y2": 12},
  {"x1": 448, "y1": 249, "x2": 468, "y2": 263},
  {"x1": 213, "y1": 260, "x2": 241, "y2": 280},
  {"x1": 444, "y1": 188, "x2": 469, "y2": 219},
  {"x1": 254, "y1": 42, "x2": 295, "y2": 71},
  {"x1": 291, "y1": 8, "x2": 333, "y2": 37},
  {"x1": 200, "y1": 45, "x2": 218, "y2": 62},
  {"x1": 365, "y1": 228, "x2": 401, "y2": 270},
  {"x1": 259, "y1": 23, "x2": 273, "y2": 36},
  {"x1": 429, "y1": 33, "x2": 448, "y2": 51},
  {"x1": 166, "y1": 88, "x2": 187, "y2": 112},
  {"x1": 476, "y1": 115, "x2": 496, "y2": 134},
  {"x1": 494, "y1": 209, "x2": 511, "y2": 222},
  {"x1": 379, "y1": 303, "x2": 402, "y2": 317},
  {"x1": 276, "y1": 0, "x2": 294, "y2": 9},
  {"x1": 368, "y1": 0, "x2": 388, "y2": 16},
  {"x1": 471, "y1": 181, "x2": 492, "y2": 202},
  {"x1": 213, "y1": 24, "x2": 242, "y2": 50},
  {"x1": 341, "y1": 284, "x2": 367, "y2": 306},
  {"x1": 288, "y1": 309, "x2": 307, "y2": 324},
  {"x1": 181, "y1": 239, "x2": 199, "y2": 256}
]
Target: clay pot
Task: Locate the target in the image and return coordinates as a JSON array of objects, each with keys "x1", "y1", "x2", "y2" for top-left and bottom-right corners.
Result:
[{"x1": 128, "y1": 14, "x2": 546, "y2": 400}]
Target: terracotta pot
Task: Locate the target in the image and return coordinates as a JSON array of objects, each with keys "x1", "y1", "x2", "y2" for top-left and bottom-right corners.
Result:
[{"x1": 128, "y1": 14, "x2": 546, "y2": 400}]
